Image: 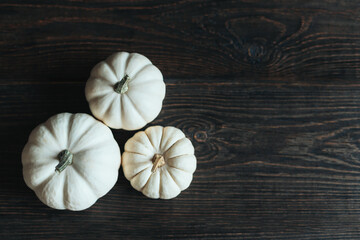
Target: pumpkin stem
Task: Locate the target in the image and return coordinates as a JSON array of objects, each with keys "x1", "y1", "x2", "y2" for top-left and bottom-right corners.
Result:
[
  {"x1": 55, "y1": 149, "x2": 73, "y2": 173},
  {"x1": 151, "y1": 154, "x2": 165, "y2": 173},
  {"x1": 114, "y1": 74, "x2": 130, "y2": 94}
]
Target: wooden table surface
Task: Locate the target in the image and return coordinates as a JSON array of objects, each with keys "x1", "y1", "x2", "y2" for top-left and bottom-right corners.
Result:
[{"x1": 1, "y1": 1, "x2": 360, "y2": 239}]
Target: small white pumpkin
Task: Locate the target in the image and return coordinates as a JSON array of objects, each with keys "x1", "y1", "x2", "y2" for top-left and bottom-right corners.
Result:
[
  {"x1": 22, "y1": 113, "x2": 121, "y2": 211},
  {"x1": 122, "y1": 126, "x2": 196, "y2": 199},
  {"x1": 85, "y1": 52, "x2": 166, "y2": 130}
]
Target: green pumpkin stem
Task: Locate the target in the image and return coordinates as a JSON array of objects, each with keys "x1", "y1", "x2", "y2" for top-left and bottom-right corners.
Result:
[
  {"x1": 55, "y1": 149, "x2": 73, "y2": 173},
  {"x1": 151, "y1": 154, "x2": 165, "y2": 173},
  {"x1": 114, "y1": 74, "x2": 130, "y2": 94}
]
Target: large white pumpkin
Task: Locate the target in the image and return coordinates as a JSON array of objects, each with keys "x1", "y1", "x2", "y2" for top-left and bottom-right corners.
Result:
[
  {"x1": 122, "y1": 126, "x2": 196, "y2": 199},
  {"x1": 22, "y1": 113, "x2": 121, "y2": 211},
  {"x1": 85, "y1": 52, "x2": 166, "y2": 130}
]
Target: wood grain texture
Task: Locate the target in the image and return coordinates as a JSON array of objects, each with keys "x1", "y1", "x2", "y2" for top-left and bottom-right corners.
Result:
[{"x1": 1, "y1": 0, "x2": 360, "y2": 239}]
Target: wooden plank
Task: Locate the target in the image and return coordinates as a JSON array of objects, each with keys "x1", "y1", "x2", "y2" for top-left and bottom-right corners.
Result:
[
  {"x1": 1, "y1": 79, "x2": 360, "y2": 239},
  {"x1": 0, "y1": 1, "x2": 359, "y2": 80},
  {"x1": 1, "y1": 0, "x2": 360, "y2": 239}
]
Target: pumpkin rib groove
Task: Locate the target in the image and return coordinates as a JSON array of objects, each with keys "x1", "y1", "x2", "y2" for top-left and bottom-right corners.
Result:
[
  {"x1": 128, "y1": 81, "x2": 165, "y2": 99},
  {"x1": 126, "y1": 160, "x2": 152, "y2": 171},
  {"x1": 103, "y1": 99, "x2": 116, "y2": 127},
  {"x1": 72, "y1": 164, "x2": 101, "y2": 198},
  {"x1": 32, "y1": 173, "x2": 53, "y2": 192},
  {"x1": 165, "y1": 167, "x2": 182, "y2": 190},
  {"x1": 127, "y1": 63, "x2": 153, "y2": 84},
  {"x1": 88, "y1": 94, "x2": 116, "y2": 119},
  {"x1": 128, "y1": 79, "x2": 164, "y2": 93},
  {"x1": 67, "y1": 114, "x2": 76, "y2": 149},
  {"x1": 74, "y1": 138, "x2": 112, "y2": 155},
  {"x1": 38, "y1": 174, "x2": 66, "y2": 209},
  {"x1": 90, "y1": 62, "x2": 117, "y2": 84},
  {"x1": 167, "y1": 162, "x2": 192, "y2": 175},
  {"x1": 69, "y1": 122, "x2": 103, "y2": 153},
  {"x1": 124, "y1": 151, "x2": 148, "y2": 157},
  {"x1": 104, "y1": 61, "x2": 119, "y2": 83},
  {"x1": 23, "y1": 141, "x2": 56, "y2": 158},
  {"x1": 123, "y1": 94, "x2": 147, "y2": 123},
  {"x1": 117, "y1": 52, "x2": 129, "y2": 79},
  {"x1": 165, "y1": 161, "x2": 194, "y2": 174},
  {"x1": 73, "y1": 150, "x2": 117, "y2": 170},
  {"x1": 140, "y1": 170, "x2": 154, "y2": 192},
  {"x1": 143, "y1": 129, "x2": 157, "y2": 151},
  {"x1": 89, "y1": 94, "x2": 115, "y2": 117},
  {"x1": 43, "y1": 123, "x2": 62, "y2": 150},
  {"x1": 159, "y1": 126, "x2": 165, "y2": 152},
  {"x1": 158, "y1": 169, "x2": 162, "y2": 198},
  {"x1": 88, "y1": 94, "x2": 103, "y2": 106},
  {"x1": 63, "y1": 170, "x2": 97, "y2": 211},
  {"x1": 163, "y1": 138, "x2": 184, "y2": 156},
  {"x1": 22, "y1": 160, "x2": 57, "y2": 174},
  {"x1": 25, "y1": 140, "x2": 42, "y2": 149},
  {"x1": 116, "y1": 96, "x2": 122, "y2": 127},
  {"x1": 123, "y1": 152, "x2": 152, "y2": 164},
  {"x1": 130, "y1": 165, "x2": 151, "y2": 182},
  {"x1": 119, "y1": 95, "x2": 125, "y2": 129},
  {"x1": 129, "y1": 137, "x2": 154, "y2": 153},
  {"x1": 30, "y1": 168, "x2": 55, "y2": 190},
  {"x1": 62, "y1": 173, "x2": 70, "y2": 209},
  {"x1": 166, "y1": 154, "x2": 194, "y2": 162},
  {"x1": 86, "y1": 78, "x2": 113, "y2": 100},
  {"x1": 105, "y1": 52, "x2": 129, "y2": 81},
  {"x1": 124, "y1": 52, "x2": 132, "y2": 74},
  {"x1": 123, "y1": 150, "x2": 148, "y2": 157},
  {"x1": 162, "y1": 169, "x2": 181, "y2": 197}
]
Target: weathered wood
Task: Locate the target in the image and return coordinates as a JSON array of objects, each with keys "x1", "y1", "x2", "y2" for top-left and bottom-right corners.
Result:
[
  {"x1": 1, "y1": 1, "x2": 360, "y2": 81},
  {"x1": 1, "y1": 1, "x2": 360, "y2": 239}
]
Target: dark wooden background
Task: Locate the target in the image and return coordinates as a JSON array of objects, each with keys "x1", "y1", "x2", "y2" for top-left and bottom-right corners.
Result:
[{"x1": 1, "y1": 0, "x2": 360, "y2": 239}]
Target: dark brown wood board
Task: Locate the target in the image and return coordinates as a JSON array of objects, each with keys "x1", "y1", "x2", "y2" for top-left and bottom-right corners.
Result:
[{"x1": 1, "y1": 0, "x2": 360, "y2": 239}]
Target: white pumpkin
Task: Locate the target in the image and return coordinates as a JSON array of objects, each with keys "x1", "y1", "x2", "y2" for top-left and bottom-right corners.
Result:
[
  {"x1": 85, "y1": 52, "x2": 166, "y2": 130},
  {"x1": 22, "y1": 113, "x2": 121, "y2": 211},
  {"x1": 122, "y1": 126, "x2": 196, "y2": 199}
]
